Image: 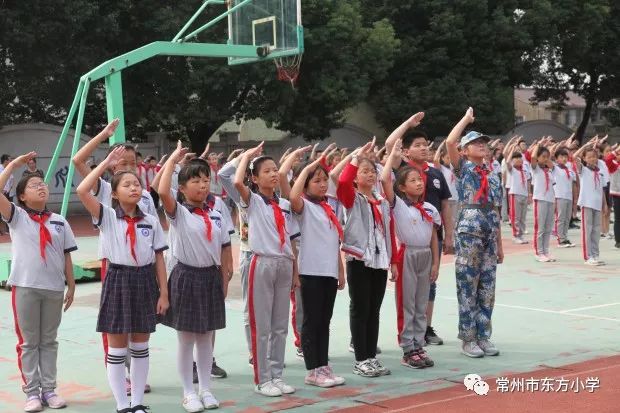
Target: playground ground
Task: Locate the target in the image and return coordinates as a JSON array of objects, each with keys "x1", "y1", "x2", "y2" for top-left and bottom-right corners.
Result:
[{"x1": 0, "y1": 213, "x2": 619, "y2": 413}]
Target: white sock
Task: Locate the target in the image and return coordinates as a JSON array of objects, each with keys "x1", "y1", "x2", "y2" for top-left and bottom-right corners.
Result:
[
  {"x1": 177, "y1": 332, "x2": 196, "y2": 397},
  {"x1": 195, "y1": 331, "x2": 214, "y2": 393},
  {"x1": 106, "y1": 347, "x2": 130, "y2": 409},
  {"x1": 129, "y1": 341, "x2": 149, "y2": 407}
]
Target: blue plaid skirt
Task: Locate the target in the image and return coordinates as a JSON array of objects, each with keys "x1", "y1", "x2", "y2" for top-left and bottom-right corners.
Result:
[
  {"x1": 162, "y1": 262, "x2": 226, "y2": 333},
  {"x1": 96, "y1": 263, "x2": 160, "y2": 334}
]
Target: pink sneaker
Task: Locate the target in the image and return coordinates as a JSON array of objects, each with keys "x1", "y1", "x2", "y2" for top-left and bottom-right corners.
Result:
[
  {"x1": 42, "y1": 392, "x2": 67, "y2": 409},
  {"x1": 321, "y1": 366, "x2": 345, "y2": 386},
  {"x1": 24, "y1": 396, "x2": 43, "y2": 412},
  {"x1": 304, "y1": 368, "x2": 336, "y2": 388}
]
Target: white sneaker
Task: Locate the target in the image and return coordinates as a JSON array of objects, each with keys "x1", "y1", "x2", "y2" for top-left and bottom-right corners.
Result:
[
  {"x1": 271, "y1": 378, "x2": 295, "y2": 394},
  {"x1": 353, "y1": 359, "x2": 380, "y2": 377},
  {"x1": 536, "y1": 255, "x2": 551, "y2": 262},
  {"x1": 322, "y1": 365, "x2": 345, "y2": 386},
  {"x1": 369, "y1": 358, "x2": 391, "y2": 376},
  {"x1": 593, "y1": 257, "x2": 606, "y2": 266},
  {"x1": 477, "y1": 339, "x2": 500, "y2": 356},
  {"x1": 462, "y1": 341, "x2": 484, "y2": 358},
  {"x1": 182, "y1": 393, "x2": 205, "y2": 413},
  {"x1": 513, "y1": 237, "x2": 528, "y2": 244},
  {"x1": 585, "y1": 258, "x2": 601, "y2": 266},
  {"x1": 254, "y1": 381, "x2": 282, "y2": 397},
  {"x1": 199, "y1": 390, "x2": 219, "y2": 410}
]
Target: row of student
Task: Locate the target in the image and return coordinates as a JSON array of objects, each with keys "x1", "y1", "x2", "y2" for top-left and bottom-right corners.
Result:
[{"x1": 5, "y1": 111, "x2": 615, "y2": 412}]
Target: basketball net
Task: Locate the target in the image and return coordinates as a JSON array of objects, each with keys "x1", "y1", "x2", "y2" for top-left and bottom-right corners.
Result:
[{"x1": 274, "y1": 54, "x2": 303, "y2": 89}]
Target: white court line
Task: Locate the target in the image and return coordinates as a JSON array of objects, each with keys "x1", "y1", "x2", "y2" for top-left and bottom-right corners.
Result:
[
  {"x1": 437, "y1": 296, "x2": 620, "y2": 323},
  {"x1": 385, "y1": 363, "x2": 620, "y2": 412},
  {"x1": 559, "y1": 302, "x2": 620, "y2": 313}
]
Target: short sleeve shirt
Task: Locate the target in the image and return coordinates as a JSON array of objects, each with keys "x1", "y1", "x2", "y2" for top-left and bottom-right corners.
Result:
[
  {"x1": 4, "y1": 205, "x2": 77, "y2": 291},
  {"x1": 94, "y1": 204, "x2": 168, "y2": 266},
  {"x1": 508, "y1": 166, "x2": 530, "y2": 196},
  {"x1": 241, "y1": 192, "x2": 300, "y2": 259},
  {"x1": 391, "y1": 197, "x2": 441, "y2": 247},
  {"x1": 577, "y1": 166, "x2": 605, "y2": 211},
  {"x1": 295, "y1": 198, "x2": 340, "y2": 278},
  {"x1": 531, "y1": 165, "x2": 556, "y2": 202},
  {"x1": 552, "y1": 165, "x2": 575, "y2": 201},
  {"x1": 440, "y1": 164, "x2": 457, "y2": 201},
  {"x1": 166, "y1": 201, "x2": 231, "y2": 267}
]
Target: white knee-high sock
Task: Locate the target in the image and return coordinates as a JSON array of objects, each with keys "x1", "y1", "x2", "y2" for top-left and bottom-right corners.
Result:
[
  {"x1": 177, "y1": 332, "x2": 196, "y2": 396},
  {"x1": 107, "y1": 347, "x2": 130, "y2": 409},
  {"x1": 195, "y1": 331, "x2": 214, "y2": 393},
  {"x1": 129, "y1": 341, "x2": 149, "y2": 407}
]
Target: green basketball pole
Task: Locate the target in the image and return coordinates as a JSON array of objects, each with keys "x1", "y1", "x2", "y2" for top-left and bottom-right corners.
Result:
[{"x1": 47, "y1": 0, "x2": 304, "y2": 216}]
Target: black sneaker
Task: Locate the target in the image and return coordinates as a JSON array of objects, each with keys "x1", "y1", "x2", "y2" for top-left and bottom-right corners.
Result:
[
  {"x1": 425, "y1": 326, "x2": 444, "y2": 345},
  {"x1": 614, "y1": 243, "x2": 620, "y2": 250},
  {"x1": 211, "y1": 360, "x2": 227, "y2": 379},
  {"x1": 295, "y1": 347, "x2": 304, "y2": 359},
  {"x1": 192, "y1": 362, "x2": 198, "y2": 383}
]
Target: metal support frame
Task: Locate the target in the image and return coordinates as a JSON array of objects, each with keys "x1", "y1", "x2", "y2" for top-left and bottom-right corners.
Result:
[{"x1": 46, "y1": 0, "x2": 303, "y2": 216}]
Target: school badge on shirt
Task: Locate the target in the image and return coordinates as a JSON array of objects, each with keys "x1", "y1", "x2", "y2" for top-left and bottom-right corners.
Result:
[{"x1": 141, "y1": 228, "x2": 150, "y2": 237}]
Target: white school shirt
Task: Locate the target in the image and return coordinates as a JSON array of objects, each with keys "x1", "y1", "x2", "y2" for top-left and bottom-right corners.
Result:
[
  {"x1": 598, "y1": 159, "x2": 610, "y2": 186},
  {"x1": 391, "y1": 197, "x2": 441, "y2": 247},
  {"x1": 551, "y1": 164, "x2": 575, "y2": 201},
  {"x1": 94, "y1": 178, "x2": 157, "y2": 259},
  {"x1": 4, "y1": 205, "x2": 77, "y2": 291},
  {"x1": 165, "y1": 190, "x2": 235, "y2": 271},
  {"x1": 531, "y1": 165, "x2": 555, "y2": 202},
  {"x1": 508, "y1": 166, "x2": 530, "y2": 196},
  {"x1": 94, "y1": 204, "x2": 168, "y2": 266},
  {"x1": 577, "y1": 165, "x2": 605, "y2": 211},
  {"x1": 440, "y1": 164, "x2": 457, "y2": 201},
  {"x1": 294, "y1": 198, "x2": 340, "y2": 278},
  {"x1": 501, "y1": 160, "x2": 511, "y2": 189},
  {"x1": 0, "y1": 165, "x2": 14, "y2": 195},
  {"x1": 241, "y1": 191, "x2": 300, "y2": 259},
  {"x1": 166, "y1": 201, "x2": 231, "y2": 267}
]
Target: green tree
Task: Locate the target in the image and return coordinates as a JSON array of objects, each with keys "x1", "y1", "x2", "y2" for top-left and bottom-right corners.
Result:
[
  {"x1": 367, "y1": 0, "x2": 533, "y2": 138},
  {"x1": 1, "y1": 0, "x2": 400, "y2": 150},
  {"x1": 519, "y1": 0, "x2": 620, "y2": 142}
]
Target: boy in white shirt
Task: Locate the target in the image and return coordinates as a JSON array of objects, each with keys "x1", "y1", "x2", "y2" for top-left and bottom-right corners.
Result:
[
  {"x1": 506, "y1": 150, "x2": 530, "y2": 244},
  {"x1": 552, "y1": 149, "x2": 576, "y2": 247}
]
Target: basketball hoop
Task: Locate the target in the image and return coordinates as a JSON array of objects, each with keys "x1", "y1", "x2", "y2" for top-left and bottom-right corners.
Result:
[{"x1": 274, "y1": 54, "x2": 303, "y2": 88}]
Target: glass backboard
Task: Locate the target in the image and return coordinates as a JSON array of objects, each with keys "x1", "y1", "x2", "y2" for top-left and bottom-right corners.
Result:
[{"x1": 228, "y1": 0, "x2": 303, "y2": 65}]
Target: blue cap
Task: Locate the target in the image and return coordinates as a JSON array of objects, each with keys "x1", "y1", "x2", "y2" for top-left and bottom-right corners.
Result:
[{"x1": 460, "y1": 131, "x2": 491, "y2": 148}]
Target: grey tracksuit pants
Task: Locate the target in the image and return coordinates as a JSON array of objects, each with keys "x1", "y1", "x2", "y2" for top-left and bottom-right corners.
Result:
[
  {"x1": 397, "y1": 246, "x2": 432, "y2": 353},
  {"x1": 555, "y1": 198, "x2": 572, "y2": 243},
  {"x1": 510, "y1": 194, "x2": 528, "y2": 238},
  {"x1": 11, "y1": 286, "x2": 64, "y2": 396},
  {"x1": 248, "y1": 255, "x2": 293, "y2": 385},
  {"x1": 581, "y1": 207, "x2": 602, "y2": 260},
  {"x1": 239, "y1": 250, "x2": 253, "y2": 354},
  {"x1": 534, "y1": 200, "x2": 554, "y2": 255}
]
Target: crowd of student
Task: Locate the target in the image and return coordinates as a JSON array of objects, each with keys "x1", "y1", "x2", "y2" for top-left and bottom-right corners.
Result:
[{"x1": 1, "y1": 108, "x2": 618, "y2": 412}]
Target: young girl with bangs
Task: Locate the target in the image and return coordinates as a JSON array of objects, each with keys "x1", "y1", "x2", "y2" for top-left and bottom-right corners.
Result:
[
  {"x1": 77, "y1": 146, "x2": 169, "y2": 413},
  {"x1": 158, "y1": 142, "x2": 232, "y2": 412},
  {"x1": 1, "y1": 152, "x2": 77, "y2": 412},
  {"x1": 279, "y1": 145, "x2": 346, "y2": 388},
  {"x1": 233, "y1": 142, "x2": 301, "y2": 397}
]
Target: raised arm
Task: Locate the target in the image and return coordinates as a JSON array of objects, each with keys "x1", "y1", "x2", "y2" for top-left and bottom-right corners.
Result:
[
  {"x1": 72, "y1": 119, "x2": 120, "y2": 185},
  {"x1": 329, "y1": 147, "x2": 357, "y2": 186},
  {"x1": 158, "y1": 141, "x2": 188, "y2": 216},
  {"x1": 433, "y1": 140, "x2": 445, "y2": 168},
  {"x1": 279, "y1": 147, "x2": 293, "y2": 166},
  {"x1": 218, "y1": 151, "x2": 244, "y2": 204},
  {"x1": 198, "y1": 142, "x2": 210, "y2": 160},
  {"x1": 381, "y1": 139, "x2": 402, "y2": 204},
  {"x1": 227, "y1": 148, "x2": 244, "y2": 162},
  {"x1": 337, "y1": 138, "x2": 376, "y2": 208},
  {"x1": 234, "y1": 142, "x2": 264, "y2": 205},
  {"x1": 76, "y1": 146, "x2": 126, "y2": 220},
  {"x1": 278, "y1": 146, "x2": 312, "y2": 200},
  {"x1": 529, "y1": 141, "x2": 541, "y2": 169},
  {"x1": 446, "y1": 107, "x2": 475, "y2": 170},
  {"x1": 0, "y1": 152, "x2": 36, "y2": 219},
  {"x1": 385, "y1": 112, "x2": 425, "y2": 154},
  {"x1": 289, "y1": 145, "x2": 337, "y2": 214}
]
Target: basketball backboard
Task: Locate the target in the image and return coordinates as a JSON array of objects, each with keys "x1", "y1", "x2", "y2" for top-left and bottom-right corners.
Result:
[{"x1": 228, "y1": 0, "x2": 303, "y2": 65}]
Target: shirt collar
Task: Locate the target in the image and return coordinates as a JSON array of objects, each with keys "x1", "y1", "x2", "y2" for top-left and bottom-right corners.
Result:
[
  {"x1": 114, "y1": 205, "x2": 145, "y2": 219},
  {"x1": 257, "y1": 191, "x2": 279, "y2": 205},
  {"x1": 23, "y1": 206, "x2": 50, "y2": 216}
]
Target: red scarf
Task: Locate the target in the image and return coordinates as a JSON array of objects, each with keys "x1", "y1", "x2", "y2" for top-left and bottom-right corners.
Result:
[
  {"x1": 211, "y1": 164, "x2": 220, "y2": 183},
  {"x1": 474, "y1": 165, "x2": 490, "y2": 203},
  {"x1": 589, "y1": 166, "x2": 601, "y2": 188},
  {"x1": 412, "y1": 201, "x2": 433, "y2": 222},
  {"x1": 558, "y1": 164, "x2": 571, "y2": 180},
  {"x1": 367, "y1": 198, "x2": 384, "y2": 233},
  {"x1": 192, "y1": 208, "x2": 213, "y2": 242},
  {"x1": 542, "y1": 166, "x2": 551, "y2": 192},
  {"x1": 514, "y1": 165, "x2": 526, "y2": 186},
  {"x1": 29, "y1": 212, "x2": 52, "y2": 262},
  {"x1": 319, "y1": 200, "x2": 343, "y2": 241},
  {"x1": 269, "y1": 200, "x2": 287, "y2": 251},
  {"x1": 123, "y1": 216, "x2": 143, "y2": 264}
]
